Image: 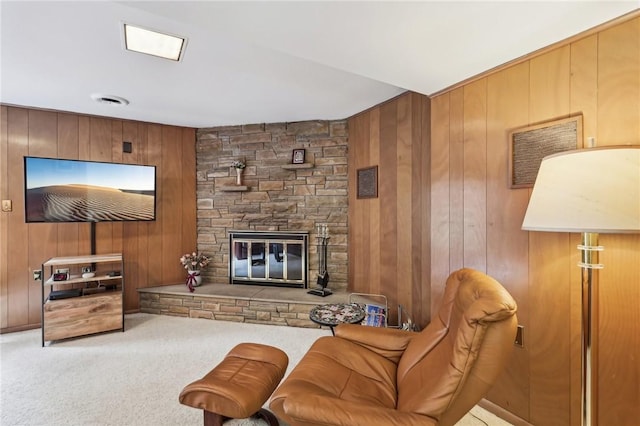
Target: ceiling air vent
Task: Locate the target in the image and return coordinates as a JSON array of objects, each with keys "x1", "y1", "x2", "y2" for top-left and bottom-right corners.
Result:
[{"x1": 90, "y1": 94, "x2": 129, "y2": 106}]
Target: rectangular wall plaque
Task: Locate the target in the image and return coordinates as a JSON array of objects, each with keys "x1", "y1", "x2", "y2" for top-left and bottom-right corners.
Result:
[
  {"x1": 357, "y1": 166, "x2": 378, "y2": 199},
  {"x1": 509, "y1": 115, "x2": 583, "y2": 188}
]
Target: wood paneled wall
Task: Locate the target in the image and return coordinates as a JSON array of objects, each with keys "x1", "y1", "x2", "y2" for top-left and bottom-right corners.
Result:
[
  {"x1": 348, "y1": 14, "x2": 639, "y2": 426},
  {"x1": 0, "y1": 107, "x2": 196, "y2": 332},
  {"x1": 348, "y1": 92, "x2": 431, "y2": 327}
]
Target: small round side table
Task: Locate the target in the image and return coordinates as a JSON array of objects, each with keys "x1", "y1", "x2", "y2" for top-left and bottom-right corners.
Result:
[{"x1": 309, "y1": 303, "x2": 366, "y2": 335}]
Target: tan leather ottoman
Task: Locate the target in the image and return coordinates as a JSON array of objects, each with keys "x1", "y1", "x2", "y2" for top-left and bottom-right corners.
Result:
[{"x1": 179, "y1": 343, "x2": 288, "y2": 426}]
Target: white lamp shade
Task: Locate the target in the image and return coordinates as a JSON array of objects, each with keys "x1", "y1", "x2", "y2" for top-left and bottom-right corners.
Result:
[{"x1": 522, "y1": 146, "x2": 640, "y2": 233}]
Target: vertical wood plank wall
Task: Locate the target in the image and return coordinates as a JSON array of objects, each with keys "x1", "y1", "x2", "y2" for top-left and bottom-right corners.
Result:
[
  {"x1": 0, "y1": 107, "x2": 196, "y2": 331},
  {"x1": 348, "y1": 92, "x2": 432, "y2": 328},
  {"x1": 348, "y1": 15, "x2": 639, "y2": 426},
  {"x1": 430, "y1": 17, "x2": 639, "y2": 426}
]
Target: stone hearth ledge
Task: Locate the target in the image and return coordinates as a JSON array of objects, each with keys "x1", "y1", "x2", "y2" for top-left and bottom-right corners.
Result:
[{"x1": 138, "y1": 283, "x2": 349, "y2": 329}]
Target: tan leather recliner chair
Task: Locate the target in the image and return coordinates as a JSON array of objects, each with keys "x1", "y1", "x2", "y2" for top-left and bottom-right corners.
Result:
[{"x1": 269, "y1": 268, "x2": 518, "y2": 426}]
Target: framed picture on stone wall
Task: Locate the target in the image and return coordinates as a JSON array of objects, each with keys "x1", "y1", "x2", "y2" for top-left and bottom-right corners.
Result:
[
  {"x1": 357, "y1": 166, "x2": 378, "y2": 199},
  {"x1": 508, "y1": 115, "x2": 583, "y2": 188},
  {"x1": 292, "y1": 149, "x2": 306, "y2": 164}
]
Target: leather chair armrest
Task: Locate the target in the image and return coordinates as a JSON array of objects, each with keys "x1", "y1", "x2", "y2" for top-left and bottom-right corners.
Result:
[
  {"x1": 282, "y1": 394, "x2": 437, "y2": 426},
  {"x1": 334, "y1": 323, "x2": 415, "y2": 364}
]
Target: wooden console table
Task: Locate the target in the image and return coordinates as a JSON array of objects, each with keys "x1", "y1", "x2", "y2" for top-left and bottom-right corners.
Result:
[{"x1": 41, "y1": 253, "x2": 124, "y2": 346}]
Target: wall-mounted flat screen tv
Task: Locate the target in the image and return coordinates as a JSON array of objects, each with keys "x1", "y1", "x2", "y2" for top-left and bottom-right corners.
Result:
[{"x1": 24, "y1": 157, "x2": 156, "y2": 223}]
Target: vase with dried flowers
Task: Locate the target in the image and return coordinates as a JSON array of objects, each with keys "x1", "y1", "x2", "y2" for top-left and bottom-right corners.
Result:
[
  {"x1": 180, "y1": 252, "x2": 210, "y2": 292},
  {"x1": 231, "y1": 160, "x2": 246, "y2": 185}
]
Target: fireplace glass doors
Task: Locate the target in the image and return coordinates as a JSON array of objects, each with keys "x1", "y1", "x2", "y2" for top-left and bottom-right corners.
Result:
[{"x1": 229, "y1": 231, "x2": 308, "y2": 288}]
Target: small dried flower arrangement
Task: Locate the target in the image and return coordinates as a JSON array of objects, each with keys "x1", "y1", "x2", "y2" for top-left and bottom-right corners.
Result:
[{"x1": 179, "y1": 252, "x2": 210, "y2": 271}]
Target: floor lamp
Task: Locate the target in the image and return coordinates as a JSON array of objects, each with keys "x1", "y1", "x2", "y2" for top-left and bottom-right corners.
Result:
[{"x1": 522, "y1": 146, "x2": 640, "y2": 426}]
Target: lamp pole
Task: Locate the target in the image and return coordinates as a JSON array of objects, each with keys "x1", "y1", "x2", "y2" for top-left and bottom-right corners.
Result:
[{"x1": 578, "y1": 232, "x2": 602, "y2": 426}]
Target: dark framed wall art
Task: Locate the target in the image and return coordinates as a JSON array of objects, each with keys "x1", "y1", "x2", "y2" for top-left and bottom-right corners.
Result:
[
  {"x1": 292, "y1": 149, "x2": 306, "y2": 164},
  {"x1": 357, "y1": 166, "x2": 378, "y2": 199}
]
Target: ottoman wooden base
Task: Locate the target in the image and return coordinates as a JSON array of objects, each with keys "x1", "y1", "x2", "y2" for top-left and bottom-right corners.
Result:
[{"x1": 179, "y1": 343, "x2": 288, "y2": 426}]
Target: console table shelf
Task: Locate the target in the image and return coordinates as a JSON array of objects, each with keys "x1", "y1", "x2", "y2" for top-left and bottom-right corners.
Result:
[
  {"x1": 41, "y1": 253, "x2": 124, "y2": 346},
  {"x1": 44, "y1": 274, "x2": 121, "y2": 286}
]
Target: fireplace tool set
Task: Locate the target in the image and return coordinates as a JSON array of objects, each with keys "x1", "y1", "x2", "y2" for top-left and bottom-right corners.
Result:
[{"x1": 308, "y1": 224, "x2": 331, "y2": 297}]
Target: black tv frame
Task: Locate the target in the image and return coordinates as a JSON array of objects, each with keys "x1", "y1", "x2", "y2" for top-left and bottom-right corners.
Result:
[{"x1": 24, "y1": 156, "x2": 157, "y2": 254}]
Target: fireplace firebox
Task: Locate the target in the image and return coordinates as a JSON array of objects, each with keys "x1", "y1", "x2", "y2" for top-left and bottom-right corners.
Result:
[{"x1": 229, "y1": 231, "x2": 309, "y2": 288}]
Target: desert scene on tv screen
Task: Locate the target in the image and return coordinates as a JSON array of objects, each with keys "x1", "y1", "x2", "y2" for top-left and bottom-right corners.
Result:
[{"x1": 25, "y1": 158, "x2": 155, "y2": 222}]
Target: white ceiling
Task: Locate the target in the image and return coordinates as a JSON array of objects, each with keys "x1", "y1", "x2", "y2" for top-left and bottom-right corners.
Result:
[{"x1": 1, "y1": 1, "x2": 638, "y2": 128}]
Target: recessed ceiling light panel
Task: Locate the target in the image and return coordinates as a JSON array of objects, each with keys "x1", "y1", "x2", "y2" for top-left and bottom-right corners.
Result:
[{"x1": 123, "y1": 23, "x2": 186, "y2": 61}]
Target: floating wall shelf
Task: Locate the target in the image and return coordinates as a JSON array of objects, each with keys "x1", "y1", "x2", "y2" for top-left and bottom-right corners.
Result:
[
  {"x1": 281, "y1": 163, "x2": 313, "y2": 170},
  {"x1": 219, "y1": 186, "x2": 249, "y2": 192}
]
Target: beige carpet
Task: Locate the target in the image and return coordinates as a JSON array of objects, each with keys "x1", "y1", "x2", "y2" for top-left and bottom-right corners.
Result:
[{"x1": 0, "y1": 313, "x2": 511, "y2": 426}]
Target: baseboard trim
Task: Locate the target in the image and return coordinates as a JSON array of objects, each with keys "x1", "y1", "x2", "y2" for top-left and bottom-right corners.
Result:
[{"x1": 0, "y1": 323, "x2": 40, "y2": 334}]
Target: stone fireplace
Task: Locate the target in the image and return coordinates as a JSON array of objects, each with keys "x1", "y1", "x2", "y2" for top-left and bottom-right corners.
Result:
[
  {"x1": 196, "y1": 120, "x2": 348, "y2": 293},
  {"x1": 230, "y1": 230, "x2": 309, "y2": 288}
]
